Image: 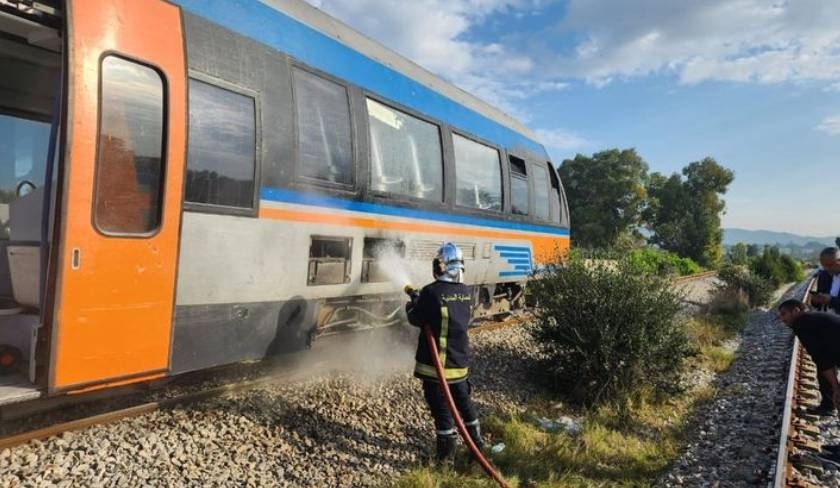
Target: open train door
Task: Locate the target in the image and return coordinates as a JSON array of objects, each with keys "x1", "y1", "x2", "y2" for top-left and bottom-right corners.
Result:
[{"x1": 50, "y1": 0, "x2": 186, "y2": 392}]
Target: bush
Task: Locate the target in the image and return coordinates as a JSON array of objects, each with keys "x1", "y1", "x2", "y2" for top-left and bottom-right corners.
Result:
[
  {"x1": 716, "y1": 264, "x2": 773, "y2": 307},
  {"x1": 528, "y1": 255, "x2": 691, "y2": 407},
  {"x1": 705, "y1": 287, "x2": 750, "y2": 331},
  {"x1": 750, "y1": 246, "x2": 805, "y2": 287},
  {"x1": 627, "y1": 248, "x2": 701, "y2": 277}
]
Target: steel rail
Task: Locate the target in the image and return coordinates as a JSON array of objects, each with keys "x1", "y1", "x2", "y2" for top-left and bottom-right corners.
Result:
[
  {"x1": 0, "y1": 374, "x2": 285, "y2": 451},
  {"x1": 772, "y1": 278, "x2": 816, "y2": 488}
]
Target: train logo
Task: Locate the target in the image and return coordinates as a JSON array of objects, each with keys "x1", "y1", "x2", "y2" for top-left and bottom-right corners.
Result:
[{"x1": 495, "y1": 245, "x2": 533, "y2": 278}]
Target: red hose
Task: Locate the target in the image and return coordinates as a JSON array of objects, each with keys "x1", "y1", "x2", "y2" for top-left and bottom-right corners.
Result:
[{"x1": 422, "y1": 324, "x2": 511, "y2": 488}]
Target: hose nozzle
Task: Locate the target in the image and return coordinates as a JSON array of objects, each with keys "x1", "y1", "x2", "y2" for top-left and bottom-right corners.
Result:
[{"x1": 404, "y1": 284, "x2": 420, "y2": 305}]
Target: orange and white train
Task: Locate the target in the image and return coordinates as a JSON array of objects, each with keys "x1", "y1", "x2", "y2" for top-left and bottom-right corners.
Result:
[{"x1": 0, "y1": 0, "x2": 569, "y2": 405}]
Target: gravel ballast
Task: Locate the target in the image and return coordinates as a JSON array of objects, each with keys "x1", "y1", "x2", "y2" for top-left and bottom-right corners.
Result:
[{"x1": 0, "y1": 322, "x2": 541, "y2": 487}]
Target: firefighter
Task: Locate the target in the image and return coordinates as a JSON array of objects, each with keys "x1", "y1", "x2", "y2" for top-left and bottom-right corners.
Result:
[{"x1": 406, "y1": 242, "x2": 483, "y2": 462}]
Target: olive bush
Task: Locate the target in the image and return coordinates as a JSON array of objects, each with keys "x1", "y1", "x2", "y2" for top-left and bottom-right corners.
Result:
[
  {"x1": 717, "y1": 264, "x2": 773, "y2": 307},
  {"x1": 528, "y1": 256, "x2": 690, "y2": 407}
]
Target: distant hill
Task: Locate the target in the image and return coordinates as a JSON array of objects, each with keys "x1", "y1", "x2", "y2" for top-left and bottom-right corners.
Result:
[{"x1": 723, "y1": 228, "x2": 836, "y2": 247}]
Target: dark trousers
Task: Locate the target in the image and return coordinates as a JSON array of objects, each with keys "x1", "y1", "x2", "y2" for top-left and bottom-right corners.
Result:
[
  {"x1": 818, "y1": 367, "x2": 838, "y2": 409},
  {"x1": 422, "y1": 379, "x2": 477, "y2": 433}
]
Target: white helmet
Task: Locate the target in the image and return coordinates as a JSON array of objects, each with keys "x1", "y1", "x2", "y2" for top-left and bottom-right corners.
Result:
[{"x1": 433, "y1": 242, "x2": 464, "y2": 283}]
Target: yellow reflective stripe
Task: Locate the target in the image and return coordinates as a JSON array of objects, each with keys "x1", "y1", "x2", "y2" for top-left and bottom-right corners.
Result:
[
  {"x1": 414, "y1": 362, "x2": 469, "y2": 380},
  {"x1": 439, "y1": 306, "x2": 449, "y2": 367}
]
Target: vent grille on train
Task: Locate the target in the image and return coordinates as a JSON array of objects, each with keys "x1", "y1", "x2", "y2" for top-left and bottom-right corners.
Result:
[{"x1": 409, "y1": 240, "x2": 476, "y2": 260}]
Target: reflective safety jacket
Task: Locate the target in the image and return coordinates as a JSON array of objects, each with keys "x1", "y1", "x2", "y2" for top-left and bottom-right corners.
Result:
[{"x1": 406, "y1": 280, "x2": 472, "y2": 383}]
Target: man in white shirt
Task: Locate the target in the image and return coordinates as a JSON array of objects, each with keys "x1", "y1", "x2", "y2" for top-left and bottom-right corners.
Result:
[{"x1": 812, "y1": 247, "x2": 840, "y2": 314}]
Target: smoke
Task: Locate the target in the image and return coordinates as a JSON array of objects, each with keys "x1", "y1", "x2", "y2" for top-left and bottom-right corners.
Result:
[
  {"x1": 373, "y1": 245, "x2": 414, "y2": 290},
  {"x1": 272, "y1": 244, "x2": 422, "y2": 383}
]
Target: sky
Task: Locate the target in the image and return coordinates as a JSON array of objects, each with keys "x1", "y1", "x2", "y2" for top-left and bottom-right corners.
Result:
[{"x1": 302, "y1": 0, "x2": 840, "y2": 237}]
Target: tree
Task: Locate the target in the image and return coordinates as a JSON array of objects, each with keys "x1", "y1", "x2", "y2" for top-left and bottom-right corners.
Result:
[
  {"x1": 645, "y1": 158, "x2": 734, "y2": 267},
  {"x1": 728, "y1": 242, "x2": 749, "y2": 265},
  {"x1": 558, "y1": 148, "x2": 648, "y2": 249},
  {"x1": 835, "y1": 237, "x2": 840, "y2": 249}
]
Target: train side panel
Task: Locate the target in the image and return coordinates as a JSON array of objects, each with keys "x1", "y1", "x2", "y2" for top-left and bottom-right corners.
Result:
[{"x1": 171, "y1": 192, "x2": 567, "y2": 373}]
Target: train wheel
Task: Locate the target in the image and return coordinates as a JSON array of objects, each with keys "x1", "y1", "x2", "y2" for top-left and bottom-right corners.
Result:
[{"x1": 0, "y1": 345, "x2": 23, "y2": 375}]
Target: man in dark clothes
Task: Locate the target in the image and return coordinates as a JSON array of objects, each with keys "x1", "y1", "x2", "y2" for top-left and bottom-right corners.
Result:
[
  {"x1": 406, "y1": 242, "x2": 482, "y2": 462},
  {"x1": 778, "y1": 299, "x2": 840, "y2": 415},
  {"x1": 806, "y1": 247, "x2": 840, "y2": 413}
]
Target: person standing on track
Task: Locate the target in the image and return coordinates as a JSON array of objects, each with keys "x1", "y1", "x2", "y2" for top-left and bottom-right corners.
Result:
[
  {"x1": 406, "y1": 242, "x2": 483, "y2": 462},
  {"x1": 807, "y1": 247, "x2": 840, "y2": 414},
  {"x1": 778, "y1": 299, "x2": 840, "y2": 416},
  {"x1": 811, "y1": 247, "x2": 840, "y2": 314}
]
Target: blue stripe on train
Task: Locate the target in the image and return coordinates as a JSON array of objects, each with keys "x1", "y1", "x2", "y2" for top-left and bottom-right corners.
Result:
[
  {"x1": 261, "y1": 187, "x2": 569, "y2": 236},
  {"x1": 494, "y1": 244, "x2": 533, "y2": 277},
  {"x1": 171, "y1": 0, "x2": 547, "y2": 156}
]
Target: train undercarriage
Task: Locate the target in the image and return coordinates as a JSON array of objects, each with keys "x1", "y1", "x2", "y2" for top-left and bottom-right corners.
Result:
[{"x1": 314, "y1": 281, "x2": 530, "y2": 339}]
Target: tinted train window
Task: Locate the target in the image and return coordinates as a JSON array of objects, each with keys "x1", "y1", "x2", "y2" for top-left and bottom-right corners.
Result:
[
  {"x1": 186, "y1": 79, "x2": 256, "y2": 210},
  {"x1": 547, "y1": 162, "x2": 563, "y2": 225},
  {"x1": 94, "y1": 56, "x2": 165, "y2": 234},
  {"x1": 532, "y1": 163, "x2": 550, "y2": 221},
  {"x1": 509, "y1": 156, "x2": 528, "y2": 216},
  {"x1": 453, "y1": 134, "x2": 502, "y2": 211},
  {"x1": 293, "y1": 69, "x2": 353, "y2": 186},
  {"x1": 366, "y1": 98, "x2": 442, "y2": 202}
]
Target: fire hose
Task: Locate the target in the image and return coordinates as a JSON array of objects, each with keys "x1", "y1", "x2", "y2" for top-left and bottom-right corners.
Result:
[{"x1": 407, "y1": 284, "x2": 510, "y2": 487}]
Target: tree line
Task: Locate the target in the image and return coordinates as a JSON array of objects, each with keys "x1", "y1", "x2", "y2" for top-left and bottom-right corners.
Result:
[{"x1": 559, "y1": 148, "x2": 733, "y2": 268}]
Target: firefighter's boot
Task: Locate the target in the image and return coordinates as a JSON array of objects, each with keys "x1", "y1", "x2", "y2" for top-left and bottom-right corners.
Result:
[
  {"x1": 466, "y1": 420, "x2": 484, "y2": 451},
  {"x1": 435, "y1": 433, "x2": 458, "y2": 462}
]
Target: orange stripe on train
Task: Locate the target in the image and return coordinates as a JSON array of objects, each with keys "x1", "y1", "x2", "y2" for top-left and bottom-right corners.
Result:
[{"x1": 258, "y1": 207, "x2": 569, "y2": 264}]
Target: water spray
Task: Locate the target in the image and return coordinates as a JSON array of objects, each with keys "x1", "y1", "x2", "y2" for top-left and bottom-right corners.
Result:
[{"x1": 403, "y1": 284, "x2": 510, "y2": 488}]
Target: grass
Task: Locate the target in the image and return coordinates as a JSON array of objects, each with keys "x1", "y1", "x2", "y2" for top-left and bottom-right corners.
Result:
[
  {"x1": 385, "y1": 394, "x2": 695, "y2": 488},
  {"x1": 385, "y1": 302, "x2": 745, "y2": 487},
  {"x1": 684, "y1": 315, "x2": 740, "y2": 373}
]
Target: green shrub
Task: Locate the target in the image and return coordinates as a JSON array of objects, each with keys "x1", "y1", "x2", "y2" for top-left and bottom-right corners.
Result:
[
  {"x1": 627, "y1": 248, "x2": 701, "y2": 277},
  {"x1": 750, "y1": 246, "x2": 804, "y2": 287},
  {"x1": 528, "y1": 255, "x2": 691, "y2": 407},
  {"x1": 717, "y1": 264, "x2": 773, "y2": 307},
  {"x1": 780, "y1": 254, "x2": 805, "y2": 282},
  {"x1": 706, "y1": 287, "x2": 750, "y2": 330}
]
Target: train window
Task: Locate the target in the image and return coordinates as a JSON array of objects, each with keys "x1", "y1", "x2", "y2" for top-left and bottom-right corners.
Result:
[
  {"x1": 453, "y1": 134, "x2": 502, "y2": 211},
  {"x1": 185, "y1": 78, "x2": 256, "y2": 210},
  {"x1": 547, "y1": 162, "x2": 563, "y2": 225},
  {"x1": 293, "y1": 69, "x2": 353, "y2": 186},
  {"x1": 94, "y1": 56, "x2": 165, "y2": 235},
  {"x1": 0, "y1": 115, "x2": 50, "y2": 239},
  {"x1": 532, "y1": 163, "x2": 550, "y2": 221},
  {"x1": 366, "y1": 98, "x2": 443, "y2": 202},
  {"x1": 361, "y1": 237, "x2": 406, "y2": 283},
  {"x1": 509, "y1": 156, "x2": 528, "y2": 216},
  {"x1": 308, "y1": 236, "x2": 352, "y2": 286}
]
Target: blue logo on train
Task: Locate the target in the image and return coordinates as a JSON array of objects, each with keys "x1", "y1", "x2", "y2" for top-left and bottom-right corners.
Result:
[{"x1": 494, "y1": 245, "x2": 532, "y2": 277}]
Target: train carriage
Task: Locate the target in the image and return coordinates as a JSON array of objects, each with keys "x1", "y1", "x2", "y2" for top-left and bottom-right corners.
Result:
[{"x1": 0, "y1": 0, "x2": 569, "y2": 405}]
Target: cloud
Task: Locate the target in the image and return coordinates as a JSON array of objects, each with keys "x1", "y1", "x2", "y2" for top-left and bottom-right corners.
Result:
[
  {"x1": 535, "y1": 128, "x2": 589, "y2": 151},
  {"x1": 307, "y1": 0, "x2": 538, "y2": 79},
  {"x1": 303, "y1": 0, "x2": 562, "y2": 116},
  {"x1": 548, "y1": 0, "x2": 840, "y2": 86},
  {"x1": 816, "y1": 115, "x2": 840, "y2": 135}
]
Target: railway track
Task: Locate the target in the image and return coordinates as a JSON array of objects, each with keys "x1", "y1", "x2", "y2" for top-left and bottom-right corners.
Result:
[
  {"x1": 0, "y1": 318, "x2": 531, "y2": 452},
  {"x1": 0, "y1": 270, "x2": 718, "y2": 455},
  {"x1": 772, "y1": 277, "x2": 826, "y2": 488}
]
